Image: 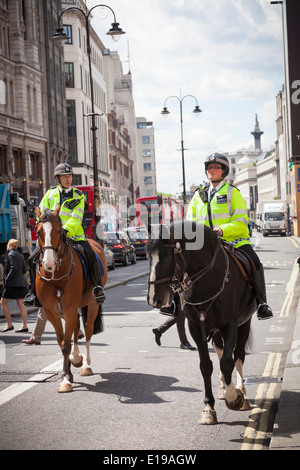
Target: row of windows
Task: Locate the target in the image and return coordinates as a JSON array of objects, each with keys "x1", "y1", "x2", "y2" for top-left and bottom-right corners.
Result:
[
  {"x1": 0, "y1": 144, "x2": 41, "y2": 178},
  {"x1": 143, "y1": 149, "x2": 153, "y2": 157},
  {"x1": 0, "y1": 77, "x2": 39, "y2": 122},
  {"x1": 65, "y1": 62, "x2": 105, "y2": 111},
  {"x1": 144, "y1": 176, "x2": 154, "y2": 185},
  {"x1": 66, "y1": 99, "x2": 108, "y2": 175},
  {"x1": 109, "y1": 129, "x2": 129, "y2": 158},
  {"x1": 0, "y1": 24, "x2": 9, "y2": 58},
  {"x1": 63, "y1": 24, "x2": 103, "y2": 74},
  {"x1": 109, "y1": 154, "x2": 130, "y2": 178}
]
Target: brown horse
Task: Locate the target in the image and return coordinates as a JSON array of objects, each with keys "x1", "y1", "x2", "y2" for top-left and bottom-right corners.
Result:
[{"x1": 34, "y1": 205, "x2": 107, "y2": 393}]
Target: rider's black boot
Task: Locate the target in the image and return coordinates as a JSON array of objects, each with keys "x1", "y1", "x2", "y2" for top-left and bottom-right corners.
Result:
[
  {"x1": 80, "y1": 241, "x2": 106, "y2": 304},
  {"x1": 159, "y1": 293, "x2": 179, "y2": 317},
  {"x1": 254, "y1": 265, "x2": 273, "y2": 320}
]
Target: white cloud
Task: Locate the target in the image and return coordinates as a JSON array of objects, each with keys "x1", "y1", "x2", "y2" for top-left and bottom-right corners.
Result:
[{"x1": 89, "y1": 0, "x2": 284, "y2": 195}]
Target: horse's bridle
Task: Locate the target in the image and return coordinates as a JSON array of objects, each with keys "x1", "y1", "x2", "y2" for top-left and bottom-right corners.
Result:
[
  {"x1": 36, "y1": 216, "x2": 73, "y2": 282},
  {"x1": 148, "y1": 233, "x2": 230, "y2": 341},
  {"x1": 148, "y1": 238, "x2": 228, "y2": 295}
]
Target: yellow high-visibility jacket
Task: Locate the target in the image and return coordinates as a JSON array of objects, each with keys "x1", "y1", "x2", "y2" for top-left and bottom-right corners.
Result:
[
  {"x1": 39, "y1": 186, "x2": 86, "y2": 241},
  {"x1": 186, "y1": 182, "x2": 250, "y2": 248}
]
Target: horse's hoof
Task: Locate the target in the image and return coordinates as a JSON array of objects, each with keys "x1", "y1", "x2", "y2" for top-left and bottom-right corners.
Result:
[
  {"x1": 70, "y1": 355, "x2": 83, "y2": 368},
  {"x1": 218, "y1": 388, "x2": 226, "y2": 400},
  {"x1": 239, "y1": 397, "x2": 251, "y2": 411},
  {"x1": 80, "y1": 366, "x2": 93, "y2": 376},
  {"x1": 199, "y1": 409, "x2": 218, "y2": 425},
  {"x1": 59, "y1": 373, "x2": 73, "y2": 383},
  {"x1": 225, "y1": 389, "x2": 244, "y2": 410},
  {"x1": 57, "y1": 378, "x2": 73, "y2": 393}
]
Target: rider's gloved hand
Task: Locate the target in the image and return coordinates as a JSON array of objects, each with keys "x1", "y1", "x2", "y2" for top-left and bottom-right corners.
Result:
[{"x1": 213, "y1": 227, "x2": 223, "y2": 237}]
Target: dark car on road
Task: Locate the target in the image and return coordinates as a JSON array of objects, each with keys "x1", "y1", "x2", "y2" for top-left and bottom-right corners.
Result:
[
  {"x1": 124, "y1": 227, "x2": 148, "y2": 258},
  {"x1": 104, "y1": 231, "x2": 136, "y2": 266},
  {"x1": 104, "y1": 245, "x2": 115, "y2": 270}
]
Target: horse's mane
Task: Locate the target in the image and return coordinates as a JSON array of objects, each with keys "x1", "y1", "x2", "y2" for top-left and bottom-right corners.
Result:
[
  {"x1": 146, "y1": 224, "x2": 170, "y2": 261},
  {"x1": 147, "y1": 220, "x2": 218, "y2": 259}
]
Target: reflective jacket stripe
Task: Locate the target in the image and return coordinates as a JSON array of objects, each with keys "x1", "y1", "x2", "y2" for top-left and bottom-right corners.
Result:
[
  {"x1": 187, "y1": 182, "x2": 250, "y2": 248},
  {"x1": 39, "y1": 186, "x2": 86, "y2": 241}
]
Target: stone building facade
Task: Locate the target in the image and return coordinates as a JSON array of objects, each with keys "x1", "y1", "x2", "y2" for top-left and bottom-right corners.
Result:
[{"x1": 0, "y1": 0, "x2": 68, "y2": 203}]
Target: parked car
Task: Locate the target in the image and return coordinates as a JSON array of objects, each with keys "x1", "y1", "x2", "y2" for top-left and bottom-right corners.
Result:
[
  {"x1": 124, "y1": 227, "x2": 148, "y2": 257},
  {"x1": 104, "y1": 231, "x2": 136, "y2": 266},
  {"x1": 104, "y1": 245, "x2": 115, "y2": 270}
]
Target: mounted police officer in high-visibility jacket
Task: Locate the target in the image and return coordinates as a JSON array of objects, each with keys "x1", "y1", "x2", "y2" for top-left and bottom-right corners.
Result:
[
  {"x1": 160, "y1": 153, "x2": 273, "y2": 321},
  {"x1": 189, "y1": 153, "x2": 272, "y2": 320},
  {"x1": 24, "y1": 163, "x2": 105, "y2": 307}
]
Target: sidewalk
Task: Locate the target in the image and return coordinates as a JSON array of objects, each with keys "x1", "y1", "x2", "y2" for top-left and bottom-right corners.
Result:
[
  {"x1": 269, "y1": 296, "x2": 300, "y2": 450},
  {"x1": 0, "y1": 269, "x2": 150, "y2": 320}
]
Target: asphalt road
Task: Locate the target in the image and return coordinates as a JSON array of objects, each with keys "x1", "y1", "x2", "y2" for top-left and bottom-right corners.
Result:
[{"x1": 0, "y1": 233, "x2": 299, "y2": 452}]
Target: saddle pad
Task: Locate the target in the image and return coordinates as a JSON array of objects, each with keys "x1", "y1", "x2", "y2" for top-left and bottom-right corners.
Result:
[
  {"x1": 229, "y1": 249, "x2": 255, "y2": 282},
  {"x1": 73, "y1": 245, "x2": 104, "y2": 277},
  {"x1": 221, "y1": 241, "x2": 254, "y2": 282}
]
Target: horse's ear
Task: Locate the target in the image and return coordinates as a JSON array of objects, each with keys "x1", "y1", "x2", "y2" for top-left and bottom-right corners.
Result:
[
  {"x1": 34, "y1": 206, "x2": 42, "y2": 219},
  {"x1": 53, "y1": 204, "x2": 60, "y2": 217}
]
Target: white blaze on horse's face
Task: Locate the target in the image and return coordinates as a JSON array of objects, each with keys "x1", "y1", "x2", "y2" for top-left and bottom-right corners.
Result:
[
  {"x1": 148, "y1": 251, "x2": 159, "y2": 306},
  {"x1": 42, "y1": 222, "x2": 56, "y2": 272}
]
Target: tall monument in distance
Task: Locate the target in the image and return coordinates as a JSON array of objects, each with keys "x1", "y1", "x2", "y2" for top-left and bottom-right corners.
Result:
[{"x1": 251, "y1": 114, "x2": 263, "y2": 152}]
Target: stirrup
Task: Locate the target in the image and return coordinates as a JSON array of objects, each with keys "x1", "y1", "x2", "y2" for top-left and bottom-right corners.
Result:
[
  {"x1": 23, "y1": 293, "x2": 42, "y2": 308},
  {"x1": 159, "y1": 301, "x2": 178, "y2": 318},
  {"x1": 257, "y1": 303, "x2": 273, "y2": 320},
  {"x1": 93, "y1": 286, "x2": 106, "y2": 303}
]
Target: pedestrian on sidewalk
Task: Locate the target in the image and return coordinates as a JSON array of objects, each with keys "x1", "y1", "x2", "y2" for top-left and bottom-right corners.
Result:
[
  {"x1": 152, "y1": 307, "x2": 196, "y2": 350},
  {"x1": 22, "y1": 307, "x2": 46, "y2": 345},
  {"x1": 22, "y1": 306, "x2": 85, "y2": 345},
  {"x1": 0, "y1": 239, "x2": 29, "y2": 333}
]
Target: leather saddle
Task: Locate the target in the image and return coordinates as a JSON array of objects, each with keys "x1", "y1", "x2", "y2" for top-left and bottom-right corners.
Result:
[
  {"x1": 73, "y1": 243, "x2": 104, "y2": 278},
  {"x1": 221, "y1": 241, "x2": 255, "y2": 283}
]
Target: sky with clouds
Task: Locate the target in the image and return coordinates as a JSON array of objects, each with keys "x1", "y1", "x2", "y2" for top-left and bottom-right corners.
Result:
[{"x1": 88, "y1": 0, "x2": 285, "y2": 195}]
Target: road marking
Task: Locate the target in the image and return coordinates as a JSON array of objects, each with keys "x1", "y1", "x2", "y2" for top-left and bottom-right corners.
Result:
[
  {"x1": 241, "y1": 352, "x2": 282, "y2": 450},
  {"x1": 0, "y1": 359, "x2": 62, "y2": 407},
  {"x1": 253, "y1": 382, "x2": 278, "y2": 450},
  {"x1": 289, "y1": 236, "x2": 300, "y2": 248},
  {"x1": 277, "y1": 260, "x2": 299, "y2": 318},
  {"x1": 242, "y1": 255, "x2": 299, "y2": 450}
]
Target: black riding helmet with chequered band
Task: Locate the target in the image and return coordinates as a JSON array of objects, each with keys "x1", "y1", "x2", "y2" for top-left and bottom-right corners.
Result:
[
  {"x1": 204, "y1": 153, "x2": 230, "y2": 180},
  {"x1": 54, "y1": 163, "x2": 74, "y2": 177}
]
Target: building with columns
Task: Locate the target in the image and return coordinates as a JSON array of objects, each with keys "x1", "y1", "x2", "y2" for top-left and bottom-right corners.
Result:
[
  {"x1": 60, "y1": 0, "x2": 109, "y2": 187},
  {"x1": 102, "y1": 49, "x2": 138, "y2": 205},
  {"x1": 0, "y1": 0, "x2": 68, "y2": 204}
]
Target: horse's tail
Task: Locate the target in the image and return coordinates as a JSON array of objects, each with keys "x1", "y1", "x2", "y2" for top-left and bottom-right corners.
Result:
[
  {"x1": 93, "y1": 304, "x2": 104, "y2": 334},
  {"x1": 81, "y1": 305, "x2": 104, "y2": 335}
]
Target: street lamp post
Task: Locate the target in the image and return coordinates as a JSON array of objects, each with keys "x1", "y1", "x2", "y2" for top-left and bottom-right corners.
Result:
[
  {"x1": 161, "y1": 95, "x2": 202, "y2": 207},
  {"x1": 52, "y1": 4, "x2": 125, "y2": 240}
]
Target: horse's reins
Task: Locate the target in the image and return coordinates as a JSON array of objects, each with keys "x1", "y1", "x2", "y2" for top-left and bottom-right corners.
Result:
[
  {"x1": 36, "y1": 216, "x2": 74, "y2": 283},
  {"x1": 149, "y1": 233, "x2": 230, "y2": 341}
]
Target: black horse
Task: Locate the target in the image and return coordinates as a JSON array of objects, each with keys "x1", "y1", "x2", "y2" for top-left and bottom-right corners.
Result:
[{"x1": 147, "y1": 220, "x2": 257, "y2": 424}]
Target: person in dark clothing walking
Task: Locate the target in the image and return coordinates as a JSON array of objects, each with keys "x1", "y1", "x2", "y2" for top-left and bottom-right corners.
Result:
[
  {"x1": 152, "y1": 307, "x2": 196, "y2": 350},
  {"x1": 0, "y1": 239, "x2": 29, "y2": 332}
]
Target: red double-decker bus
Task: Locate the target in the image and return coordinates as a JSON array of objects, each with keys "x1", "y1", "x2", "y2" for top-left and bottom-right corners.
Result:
[
  {"x1": 135, "y1": 195, "x2": 183, "y2": 227},
  {"x1": 76, "y1": 185, "x2": 120, "y2": 238}
]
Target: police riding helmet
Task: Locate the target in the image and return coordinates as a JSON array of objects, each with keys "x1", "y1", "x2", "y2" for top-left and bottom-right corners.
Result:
[
  {"x1": 204, "y1": 153, "x2": 230, "y2": 179},
  {"x1": 54, "y1": 163, "x2": 74, "y2": 177}
]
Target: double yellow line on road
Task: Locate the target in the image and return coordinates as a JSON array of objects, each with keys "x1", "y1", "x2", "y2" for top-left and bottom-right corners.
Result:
[
  {"x1": 241, "y1": 352, "x2": 282, "y2": 450},
  {"x1": 242, "y1": 239, "x2": 300, "y2": 449}
]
